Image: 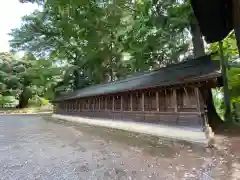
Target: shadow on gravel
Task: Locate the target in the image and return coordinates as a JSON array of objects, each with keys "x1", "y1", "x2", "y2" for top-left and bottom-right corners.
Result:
[
  {"x1": 43, "y1": 116, "x2": 240, "y2": 179},
  {"x1": 44, "y1": 117, "x2": 208, "y2": 157}
]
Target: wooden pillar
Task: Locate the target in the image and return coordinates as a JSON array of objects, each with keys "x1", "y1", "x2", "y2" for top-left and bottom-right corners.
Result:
[
  {"x1": 156, "y1": 91, "x2": 159, "y2": 111},
  {"x1": 98, "y1": 97, "x2": 101, "y2": 110},
  {"x1": 105, "y1": 97, "x2": 107, "y2": 111},
  {"x1": 173, "y1": 89, "x2": 178, "y2": 112},
  {"x1": 92, "y1": 98, "x2": 95, "y2": 110},
  {"x1": 121, "y1": 95, "x2": 123, "y2": 111},
  {"x1": 195, "y1": 87, "x2": 201, "y2": 112},
  {"x1": 164, "y1": 89, "x2": 167, "y2": 110},
  {"x1": 112, "y1": 96, "x2": 115, "y2": 111},
  {"x1": 87, "y1": 99, "x2": 89, "y2": 110},
  {"x1": 184, "y1": 87, "x2": 191, "y2": 107},
  {"x1": 130, "y1": 93, "x2": 133, "y2": 111},
  {"x1": 142, "y1": 92, "x2": 145, "y2": 111}
]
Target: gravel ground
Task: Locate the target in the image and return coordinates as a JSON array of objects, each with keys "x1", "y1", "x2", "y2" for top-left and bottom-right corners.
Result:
[{"x1": 0, "y1": 115, "x2": 239, "y2": 180}]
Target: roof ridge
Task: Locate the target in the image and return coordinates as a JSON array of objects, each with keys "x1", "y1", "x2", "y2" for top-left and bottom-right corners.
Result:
[
  {"x1": 55, "y1": 55, "x2": 220, "y2": 101},
  {"x1": 76, "y1": 56, "x2": 212, "y2": 91}
]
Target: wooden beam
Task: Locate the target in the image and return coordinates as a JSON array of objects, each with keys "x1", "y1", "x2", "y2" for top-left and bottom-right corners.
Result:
[
  {"x1": 121, "y1": 95, "x2": 123, "y2": 111},
  {"x1": 92, "y1": 98, "x2": 95, "y2": 110},
  {"x1": 130, "y1": 93, "x2": 133, "y2": 111},
  {"x1": 105, "y1": 97, "x2": 107, "y2": 111},
  {"x1": 142, "y1": 92, "x2": 145, "y2": 111},
  {"x1": 87, "y1": 99, "x2": 89, "y2": 110},
  {"x1": 164, "y1": 89, "x2": 167, "y2": 110},
  {"x1": 112, "y1": 96, "x2": 115, "y2": 111},
  {"x1": 183, "y1": 87, "x2": 191, "y2": 107},
  {"x1": 173, "y1": 89, "x2": 178, "y2": 112},
  {"x1": 98, "y1": 98, "x2": 101, "y2": 110},
  {"x1": 195, "y1": 87, "x2": 201, "y2": 112},
  {"x1": 156, "y1": 91, "x2": 159, "y2": 111}
]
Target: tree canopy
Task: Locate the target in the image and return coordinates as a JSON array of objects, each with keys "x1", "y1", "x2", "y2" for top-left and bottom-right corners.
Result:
[
  {"x1": 0, "y1": 52, "x2": 62, "y2": 107},
  {"x1": 0, "y1": 0, "x2": 239, "y2": 118}
]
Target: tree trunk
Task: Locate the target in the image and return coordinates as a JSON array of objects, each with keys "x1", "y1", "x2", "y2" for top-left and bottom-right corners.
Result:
[
  {"x1": 190, "y1": 20, "x2": 223, "y2": 129},
  {"x1": 233, "y1": 0, "x2": 240, "y2": 57},
  {"x1": 190, "y1": 21, "x2": 205, "y2": 57},
  {"x1": 201, "y1": 88, "x2": 224, "y2": 129},
  {"x1": 73, "y1": 69, "x2": 80, "y2": 90},
  {"x1": 234, "y1": 29, "x2": 240, "y2": 57},
  {"x1": 16, "y1": 90, "x2": 29, "y2": 109}
]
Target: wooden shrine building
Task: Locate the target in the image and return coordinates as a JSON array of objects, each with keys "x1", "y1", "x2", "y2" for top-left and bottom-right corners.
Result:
[{"x1": 53, "y1": 56, "x2": 222, "y2": 130}]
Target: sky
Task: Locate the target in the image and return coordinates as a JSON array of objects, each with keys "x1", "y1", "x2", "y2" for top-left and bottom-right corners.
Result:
[{"x1": 0, "y1": 0, "x2": 38, "y2": 52}]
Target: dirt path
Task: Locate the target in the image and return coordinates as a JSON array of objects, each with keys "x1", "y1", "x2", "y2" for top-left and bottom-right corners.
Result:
[{"x1": 0, "y1": 115, "x2": 239, "y2": 179}]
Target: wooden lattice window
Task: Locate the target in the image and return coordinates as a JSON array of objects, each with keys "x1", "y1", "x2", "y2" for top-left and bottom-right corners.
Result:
[
  {"x1": 132, "y1": 91, "x2": 142, "y2": 111},
  {"x1": 76, "y1": 100, "x2": 80, "y2": 111},
  {"x1": 71, "y1": 101, "x2": 74, "y2": 111},
  {"x1": 67, "y1": 102, "x2": 70, "y2": 111},
  {"x1": 122, "y1": 93, "x2": 131, "y2": 111},
  {"x1": 114, "y1": 95, "x2": 121, "y2": 111},
  {"x1": 165, "y1": 89, "x2": 174, "y2": 109},
  {"x1": 100, "y1": 96, "x2": 106, "y2": 110},
  {"x1": 144, "y1": 90, "x2": 157, "y2": 111},
  {"x1": 158, "y1": 90, "x2": 174, "y2": 111},
  {"x1": 106, "y1": 96, "x2": 113, "y2": 110},
  {"x1": 78, "y1": 99, "x2": 82, "y2": 111},
  {"x1": 82, "y1": 99, "x2": 88, "y2": 110},
  {"x1": 89, "y1": 98, "x2": 94, "y2": 110},
  {"x1": 94, "y1": 97, "x2": 100, "y2": 110},
  {"x1": 177, "y1": 87, "x2": 197, "y2": 108},
  {"x1": 63, "y1": 103, "x2": 66, "y2": 111},
  {"x1": 70, "y1": 102, "x2": 72, "y2": 111},
  {"x1": 73, "y1": 100, "x2": 77, "y2": 111},
  {"x1": 64, "y1": 103, "x2": 67, "y2": 111},
  {"x1": 68, "y1": 102, "x2": 71, "y2": 111},
  {"x1": 158, "y1": 91, "x2": 165, "y2": 111},
  {"x1": 71, "y1": 100, "x2": 74, "y2": 111}
]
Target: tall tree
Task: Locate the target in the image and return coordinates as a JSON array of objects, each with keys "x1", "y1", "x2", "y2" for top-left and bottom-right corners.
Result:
[
  {"x1": 12, "y1": 0, "x2": 191, "y2": 88},
  {"x1": 233, "y1": 0, "x2": 240, "y2": 57},
  {"x1": 0, "y1": 52, "x2": 62, "y2": 108}
]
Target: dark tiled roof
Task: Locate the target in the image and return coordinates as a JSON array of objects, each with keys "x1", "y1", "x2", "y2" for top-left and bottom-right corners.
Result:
[{"x1": 55, "y1": 56, "x2": 221, "y2": 101}]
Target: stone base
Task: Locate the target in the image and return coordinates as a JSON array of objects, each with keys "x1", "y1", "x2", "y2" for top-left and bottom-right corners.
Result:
[{"x1": 52, "y1": 114, "x2": 209, "y2": 145}]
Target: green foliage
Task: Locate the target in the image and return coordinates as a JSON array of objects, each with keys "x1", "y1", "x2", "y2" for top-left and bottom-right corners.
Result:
[
  {"x1": 12, "y1": 0, "x2": 193, "y2": 92},
  {"x1": 14, "y1": 0, "x2": 239, "y2": 121},
  {"x1": 208, "y1": 31, "x2": 240, "y2": 121},
  {"x1": 0, "y1": 95, "x2": 16, "y2": 106},
  {"x1": 228, "y1": 68, "x2": 240, "y2": 102},
  {"x1": 0, "y1": 52, "x2": 62, "y2": 107}
]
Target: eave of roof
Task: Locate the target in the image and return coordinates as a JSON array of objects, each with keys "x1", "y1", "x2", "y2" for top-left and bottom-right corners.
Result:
[{"x1": 54, "y1": 56, "x2": 222, "y2": 102}]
